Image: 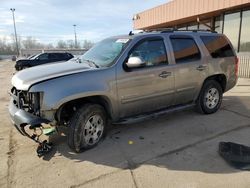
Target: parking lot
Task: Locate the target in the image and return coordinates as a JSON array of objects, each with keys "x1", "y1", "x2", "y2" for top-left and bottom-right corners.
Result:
[{"x1": 0, "y1": 60, "x2": 250, "y2": 188}]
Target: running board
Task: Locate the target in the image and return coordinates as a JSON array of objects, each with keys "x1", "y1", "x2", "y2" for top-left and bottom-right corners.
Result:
[{"x1": 114, "y1": 103, "x2": 195, "y2": 125}]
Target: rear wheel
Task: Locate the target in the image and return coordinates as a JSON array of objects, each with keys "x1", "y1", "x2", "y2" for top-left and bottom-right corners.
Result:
[
  {"x1": 196, "y1": 80, "x2": 223, "y2": 114},
  {"x1": 68, "y1": 104, "x2": 106, "y2": 152}
]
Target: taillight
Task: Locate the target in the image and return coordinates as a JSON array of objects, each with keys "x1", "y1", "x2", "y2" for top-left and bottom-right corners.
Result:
[{"x1": 235, "y1": 56, "x2": 239, "y2": 77}]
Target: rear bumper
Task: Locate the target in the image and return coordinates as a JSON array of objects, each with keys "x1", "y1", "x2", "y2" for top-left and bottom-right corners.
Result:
[
  {"x1": 225, "y1": 76, "x2": 238, "y2": 93},
  {"x1": 8, "y1": 99, "x2": 50, "y2": 134}
]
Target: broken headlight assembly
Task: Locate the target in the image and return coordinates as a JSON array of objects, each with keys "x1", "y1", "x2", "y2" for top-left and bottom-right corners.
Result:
[
  {"x1": 10, "y1": 87, "x2": 43, "y2": 117},
  {"x1": 28, "y1": 92, "x2": 43, "y2": 116}
]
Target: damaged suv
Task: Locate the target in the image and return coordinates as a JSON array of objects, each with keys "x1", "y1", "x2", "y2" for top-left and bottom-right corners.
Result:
[{"x1": 9, "y1": 30, "x2": 238, "y2": 153}]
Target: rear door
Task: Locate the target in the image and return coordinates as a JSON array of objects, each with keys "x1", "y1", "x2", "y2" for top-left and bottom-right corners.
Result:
[
  {"x1": 48, "y1": 53, "x2": 59, "y2": 63},
  {"x1": 116, "y1": 36, "x2": 175, "y2": 118},
  {"x1": 169, "y1": 35, "x2": 208, "y2": 104}
]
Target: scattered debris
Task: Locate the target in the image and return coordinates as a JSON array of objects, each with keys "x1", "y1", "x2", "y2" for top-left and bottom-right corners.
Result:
[
  {"x1": 43, "y1": 127, "x2": 56, "y2": 136},
  {"x1": 20, "y1": 124, "x2": 55, "y2": 157},
  {"x1": 219, "y1": 142, "x2": 250, "y2": 170},
  {"x1": 36, "y1": 140, "x2": 53, "y2": 157},
  {"x1": 128, "y1": 141, "x2": 134, "y2": 145},
  {"x1": 139, "y1": 136, "x2": 144, "y2": 140}
]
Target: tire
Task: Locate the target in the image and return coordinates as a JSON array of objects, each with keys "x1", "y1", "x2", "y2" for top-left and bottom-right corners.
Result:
[
  {"x1": 15, "y1": 66, "x2": 21, "y2": 71},
  {"x1": 196, "y1": 80, "x2": 223, "y2": 114},
  {"x1": 22, "y1": 66, "x2": 29, "y2": 70},
  {"x1": 68, "y1": 103, "x2": 107, "y2": 152}
]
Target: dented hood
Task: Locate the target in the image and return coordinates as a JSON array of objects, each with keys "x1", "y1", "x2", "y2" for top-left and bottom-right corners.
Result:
[{"x1": 12, "y1": 61, "x2": 93, "y2": 90}]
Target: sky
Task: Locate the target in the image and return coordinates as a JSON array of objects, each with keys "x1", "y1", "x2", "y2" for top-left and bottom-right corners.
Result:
[{"x1": 0, "y1": 0, "x2": 167, "y2": 44}]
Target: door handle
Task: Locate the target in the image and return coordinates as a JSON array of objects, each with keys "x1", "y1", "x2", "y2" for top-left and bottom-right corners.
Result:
[
  {"x1": 159, "y1": 71, "x2": 172, "y2": 78},
  {"x1": 196, "y1": 65, "x2": 207, "y2": 71}
]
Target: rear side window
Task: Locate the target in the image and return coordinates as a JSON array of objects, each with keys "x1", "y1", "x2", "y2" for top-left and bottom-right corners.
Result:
[
  {"x1": 60, "y1": 53, "x2": 71, "y2": 59},
  {"x1": 55, "y1": 53, "x2": 63, "y2": 59},
  {"x1": 48, "y1": 53, "x2": 57, "y2": 59},
  {"x1": 170, "y1": 37, "x2": 201, "y2": 64},
  {"x1": 200, "y1": 36, "x2": 234, "y2": 58}
]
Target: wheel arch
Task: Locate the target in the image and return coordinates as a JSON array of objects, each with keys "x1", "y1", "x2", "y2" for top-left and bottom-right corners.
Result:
[
  {"x1": 55, "y1": 95, "x2": 113, "y2": 125},
  {"x1": 203, "y1": 74, "x2": 227, "y2": 92}
]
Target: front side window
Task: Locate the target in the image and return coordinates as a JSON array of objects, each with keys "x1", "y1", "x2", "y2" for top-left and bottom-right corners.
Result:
[
  {"x1": 200, "y1": 36, "x2": 234, "y2": 58},
  {"x1": 129, "y1": 39, "x2": 168, "y2": 67},
  {"x1": 170, "y1": 37, "x2": 201, "y2": 64}
]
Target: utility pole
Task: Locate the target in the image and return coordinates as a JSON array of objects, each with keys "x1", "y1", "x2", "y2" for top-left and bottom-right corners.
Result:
[
  {"x1": 10, "y1": 8, "x2": 19, "y2": 56},
  {"x1": 73, "y1": 24, "x2": 77, "y2": 48}
]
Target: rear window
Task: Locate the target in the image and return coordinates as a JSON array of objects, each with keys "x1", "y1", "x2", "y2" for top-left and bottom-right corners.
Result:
[
  {"x1": 200, "y1": 36, "x2": 235, "y2": 58},
  {"x1": 170, "y1": 37, "x2": 201, "y2": 64},
  {"x1": 55, "y1": 53, "x2": 67, "y2": 59}
]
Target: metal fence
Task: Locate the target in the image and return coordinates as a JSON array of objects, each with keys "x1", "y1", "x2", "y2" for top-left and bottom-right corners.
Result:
[{"x1": 238, "y1": 54, "x2": 250, "y2": 78}]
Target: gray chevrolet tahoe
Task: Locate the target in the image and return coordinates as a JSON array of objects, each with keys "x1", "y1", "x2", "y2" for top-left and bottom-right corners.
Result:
[{"x1": 9, "y1": 30, "x2": 238, "y2": 153}]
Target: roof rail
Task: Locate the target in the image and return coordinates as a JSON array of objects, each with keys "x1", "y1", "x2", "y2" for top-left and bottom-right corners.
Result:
[
  {"x1": 128, "y1": 31, "x2": 134, "y2": 36},
  {"x1": 143, "y1": 28, "x2": 217, "y2": 33},
  {"x1": 172, "y1": 29, "x2": 217, "y2": 33}
]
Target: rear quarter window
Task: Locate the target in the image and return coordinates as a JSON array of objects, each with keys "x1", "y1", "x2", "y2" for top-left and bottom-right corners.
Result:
[{"x1": 200, "y1": 36, "x2": 235, "y2": 58}]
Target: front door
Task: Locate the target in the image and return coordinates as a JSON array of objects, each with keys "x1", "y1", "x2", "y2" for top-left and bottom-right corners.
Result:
[
  {"x1": 116, "y1": 37, "x2": 175, "y2": 118},
  {"x1": 35, "y1": 53, "x2": 49, "y2": 65}
]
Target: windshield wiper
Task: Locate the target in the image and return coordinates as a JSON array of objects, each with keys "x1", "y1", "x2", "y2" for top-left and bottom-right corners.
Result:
[
  {"x1": 76, "y1": 58, "x2": 99, "y2": 68},
  {"x1": 82, "y1": 59, "x2": 99, "y2": 68}
]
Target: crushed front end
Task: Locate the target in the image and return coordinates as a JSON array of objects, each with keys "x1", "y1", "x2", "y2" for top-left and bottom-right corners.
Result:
[{"x1": 8, "y1": 87, "x2": 54, "y2": 157}]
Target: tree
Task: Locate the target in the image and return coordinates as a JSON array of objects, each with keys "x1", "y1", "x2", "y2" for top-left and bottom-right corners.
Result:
[
  {"x1": 57, "y1": 40, "x2": 67, "y2": 49},
  {"x1": 83, "y1": 40, "x2": 94, "y2": 49},
  {"x1": 66, "y1": 40, "x2": 75, "y2": 49},
  {"x1": 0, "y1": 37, "x2": 15, "y2": 55},
  {"x1": 45, "y1": 43, "x2": 54, "y2": 49},
  {"x1": 22, "y1": 36, "x2": 39, "y2": 49}
]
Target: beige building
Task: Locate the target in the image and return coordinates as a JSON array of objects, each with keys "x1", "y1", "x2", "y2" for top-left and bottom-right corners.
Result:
[{"x1": 133, "y1": 0, "x2": 250, "y2": 53}]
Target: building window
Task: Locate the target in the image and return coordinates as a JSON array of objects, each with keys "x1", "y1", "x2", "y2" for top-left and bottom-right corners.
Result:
[
  {"x1": 178, "y1": 25, "x2": 187, "y2": 30},
  {"x1": 187, "y1": 23, "x2": 198, "y2": 30},
  {"x1": 170, "y1": 37, "x2": 201, "y2": 64},
  {"x1": 240, "y1": 10, "x2": 250, "y2": 52},
  {"x1": 199, "y1": 19, "x2": 211, "y2": 30},
  {"x1": 223, "y1": 12, "x2": 241, "y2": 51},
  {"x1": 214, "y1": 16, "x2": 223, "y2": 33}
]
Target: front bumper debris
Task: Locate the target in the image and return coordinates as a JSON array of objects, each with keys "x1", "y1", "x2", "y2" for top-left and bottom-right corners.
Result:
[
  {"x1": 219, "y1": 142, "x2": 250, "y2": 170},
  {"x1": 9, "y1": 99, "x2": 50, "y2": 134},
  {"x1": 9, "y1": 99, "x2": 54, "y2": 157}
]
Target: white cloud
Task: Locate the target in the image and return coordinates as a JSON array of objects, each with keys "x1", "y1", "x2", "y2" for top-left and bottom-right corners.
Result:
[
  {"x1": 0, "y1": 29, "x2": 6, "y2": 33},
  {"x1": 0, "y1": 10, "x2": 25, "y2": 25},
  {"x1": 0, "y1": 34, "x2": 12, "y2": 42},
  {"x1": 0, "y1": 0, "x2": 168, "y2": 43}
]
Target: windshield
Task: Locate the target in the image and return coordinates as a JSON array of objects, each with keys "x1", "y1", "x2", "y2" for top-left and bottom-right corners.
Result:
[
  {"x1": 29, "y1": 53, "x2": 41, "y2": 60},
  {"x1": 80, "y1": 38, "x2": 130, "y2": 67},
  {"x1": 27, "y1": 54, "x2": 36, "y2": 59}
]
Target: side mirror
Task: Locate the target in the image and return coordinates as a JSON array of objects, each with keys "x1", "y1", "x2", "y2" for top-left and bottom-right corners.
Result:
[{"x1": 126, "y1": 57, "x2": 145, "y2": 68}]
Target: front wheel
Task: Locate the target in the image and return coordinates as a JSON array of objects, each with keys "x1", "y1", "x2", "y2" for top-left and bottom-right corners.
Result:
[
  {"x1": 68, "y1": 104, "x2": 107, "y2": 152},
  {"x1": 196, "y1": 80, "x2": 223, "y2": 114}
]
